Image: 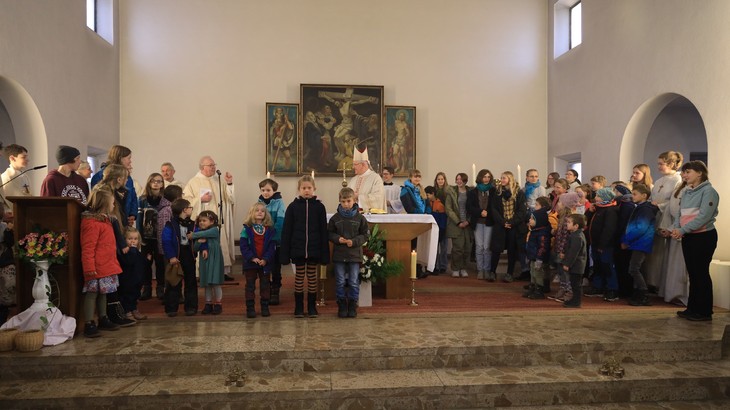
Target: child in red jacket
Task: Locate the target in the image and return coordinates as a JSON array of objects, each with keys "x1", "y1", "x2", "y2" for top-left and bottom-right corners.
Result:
[{"x1": 81, "y1": 186, "x2": 124, "y2": 338}]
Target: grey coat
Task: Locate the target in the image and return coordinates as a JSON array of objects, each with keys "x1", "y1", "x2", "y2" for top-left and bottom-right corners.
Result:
[{"x1": 562, "y1": 230, "x2": 587, "y2": 275}]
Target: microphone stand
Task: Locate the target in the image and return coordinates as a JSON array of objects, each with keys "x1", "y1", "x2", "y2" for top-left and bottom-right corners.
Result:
[
  {"x1": 0, "y1": 165, "x2": 48, "y2": 190},
  {"x1": 216, "y1": 170, "x2": 224, "y2": 228}
]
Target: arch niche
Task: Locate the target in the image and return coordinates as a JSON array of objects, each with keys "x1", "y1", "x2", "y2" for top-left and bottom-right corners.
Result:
[
  {"x1": 0, "y1": 76, "x2": 49, "y2": 192},
  {"x1": 620, "y1": 93, "x2": 707, "y2": 180}
]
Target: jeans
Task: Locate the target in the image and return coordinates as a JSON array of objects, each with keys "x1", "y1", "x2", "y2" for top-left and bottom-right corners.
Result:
[
  {"x1": 334, "y1": 261, "x2": 360, "y2": 300},
  {"x1": 682, "y1": 229, "x2": 717, "y2": 317},
  {"x1": 591, "y1": 247, "x2": 618, "y2": 291},
  {"x1": 436, "y1": 236, "x2": 449, "y2": 271},
  {"x1": 474, "y1": 224, "x2": 493, "y2": 273},
  {"x1": 628, "y1": 250, "x2": 648, "y2": 290}
]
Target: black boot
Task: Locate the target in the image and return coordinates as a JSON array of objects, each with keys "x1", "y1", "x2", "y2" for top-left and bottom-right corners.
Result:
[
  {"x1": 337, "y1": 298, "x2": 348, "y2": 318},
  {"x1": 107, "y1": 301, "x2": 136, "y2": 327},
  {"x1": 307, "y1": 292, "x2": 318, "y2": 318},
  {"x1": 269, "y1": 288, "x2": 280, "y2": 306},
  {"x1": 261, "y1": 300, "x2": 271, "y2": 317},
  {"x1": 294, "y1": 292, "x2": 305, "y2": 318},
  {"x1": 140, "y1": 286, "x2": 152, "y2": 301},
  {"x1": 201, "y1": 303, "x2": 213, "y2": 315},
  {"x1": 347, "y1": 300, "x2": 358, "y2": 318},
  {"x1": 246, "y1": 300, "x2": 256, "y2": 318},
  {"x1": 629, "y1": 289, "x2": 652, "y2": 306}
]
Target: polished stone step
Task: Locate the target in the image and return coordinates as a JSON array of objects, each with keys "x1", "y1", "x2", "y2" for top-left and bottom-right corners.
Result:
[
  {"x1": 2, "y1": 359, "x2": 730, "y2": 409},
  {"x1": 1, "y1": 313, "x2": 727, "y2": 380}
]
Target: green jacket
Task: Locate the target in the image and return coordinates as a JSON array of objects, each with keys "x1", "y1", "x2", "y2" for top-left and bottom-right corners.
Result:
[{"x1": 445, "y1": 185, "x2": 472, "y2": 238}]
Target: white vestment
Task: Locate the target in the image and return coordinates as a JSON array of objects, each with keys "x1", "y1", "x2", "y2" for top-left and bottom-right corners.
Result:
[
  {"x1": 1, "y1": 166, "x2": 32, "y2": 210},
  {"x1": 183, "y1": 172, "x2": 235, "y2": 267},
  {"x1": 350, "y1": 168, "x2": 385, "y2": 211}
]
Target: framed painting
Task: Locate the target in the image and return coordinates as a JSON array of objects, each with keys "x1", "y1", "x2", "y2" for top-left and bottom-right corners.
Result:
[
  {"x1": 266, "y1": 103, "x2": 299, "y2": 175},
  {"x1": 300, "y1": 84, "x2": 384, "y2": 175},
  {"x1": 383, "y1": 105, "x2": 416, "y2": 176}
]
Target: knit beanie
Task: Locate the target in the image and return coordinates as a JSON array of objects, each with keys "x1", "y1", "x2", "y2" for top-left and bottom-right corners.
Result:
[
  {"x1": 56, "y1": 145, "x2": 80, "y2": 165},
  {"x1": 558, "y1": 192, "x2": 581, "y2": 209},
  {"x1": 614, "y1": 185, "x2": 631, "y2": 196},
  {"x1": 595, "y1": 188, "x2": 616, "y2": 202}
]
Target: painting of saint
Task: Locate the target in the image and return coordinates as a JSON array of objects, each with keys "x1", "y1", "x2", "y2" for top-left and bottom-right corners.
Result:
[
  {"x1": 384, "y1": 106, "x2": 416, "y2": 176},
  {"x1": 300, "y1": 84, "x2": 383, "y2": 175},
  {"x1": 266, "y1": 103, "x2": 299, "y2": 175}
]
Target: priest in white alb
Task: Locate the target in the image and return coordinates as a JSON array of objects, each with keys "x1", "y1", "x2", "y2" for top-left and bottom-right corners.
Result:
[
  {"x1": 349, "y1": 146, "x2": 385, "y2": 212},
  {"x1": 183, "y1": 156, "x2": 236, "y2": 275}
]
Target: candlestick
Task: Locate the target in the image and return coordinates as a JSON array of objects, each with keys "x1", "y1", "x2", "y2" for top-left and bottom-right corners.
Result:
[
  {"x1": 409, "y1": 278, "x2": 419, "y2": 306},
  {"x1": 517, "y1": 164, "x2": 522, "y2": 187},
  {"x1": 319, "y1": 264, "x2": 327, "y2": 279},
  {"x1": 410, "y1": 250, "x2": 417, "y2": 279},
  {"x1": 317, "y1": 265, "x2": 327, "y2": 306},
  {"x1": 472, "y1": 163, "x2": 476, "y2": 185}
]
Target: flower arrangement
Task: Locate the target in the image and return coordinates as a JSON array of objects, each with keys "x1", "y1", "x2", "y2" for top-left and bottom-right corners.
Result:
[
  {"x1": 360, "y1": 224, "x2": 403, "y2": 283},
  {"x1": 17, "y1": 230, "x2": 69, "y2": 265}
]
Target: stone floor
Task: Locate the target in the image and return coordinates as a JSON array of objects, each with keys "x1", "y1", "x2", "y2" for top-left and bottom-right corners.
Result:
[{"x1": 2, "y1": 310, "x2": 730, "y2": 408}]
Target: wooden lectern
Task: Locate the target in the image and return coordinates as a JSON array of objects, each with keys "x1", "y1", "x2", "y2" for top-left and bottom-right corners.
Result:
[
  {"x1": 11, "y1": 197, "x2": 85, "y2": 332},
  {"x1": 376, "y1": 222, "x2": 431, "y2": 299}
]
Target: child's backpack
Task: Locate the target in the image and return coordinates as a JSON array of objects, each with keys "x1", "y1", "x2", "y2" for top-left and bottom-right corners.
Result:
[{"x1": 141, "y1": 207, "x2": 158, "y2": 240}]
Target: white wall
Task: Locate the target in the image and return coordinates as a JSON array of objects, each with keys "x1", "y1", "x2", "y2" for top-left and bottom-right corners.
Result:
[
  {"x1": 643, "y1": 104, "x2": 707, "y2": 169},
  {"x1": 119, "y1": 0, "x2": 547, "y2": 222},
  {"x1": 548, "y1": 0, "x2": 730, "y2": 259},
  {"x1": 0, "y1": 0, "x2": 120, "y2": 185}
]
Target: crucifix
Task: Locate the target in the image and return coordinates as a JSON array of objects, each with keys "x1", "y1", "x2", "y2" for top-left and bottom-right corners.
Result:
[{"x1": 337, "y1": 164, "x2": 352, "y2": 187}]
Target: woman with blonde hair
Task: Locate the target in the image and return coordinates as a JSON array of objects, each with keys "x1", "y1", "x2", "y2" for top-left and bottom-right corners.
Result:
[
  {"x1": 489, "y1": 171, "x2": 528, "y2": 282},
  {"x1": 91, "y1": 145, "x2": 137, "y2": 227},
  {"x1": 630, "y1": 163, "x2": 653, "y2": 190}
]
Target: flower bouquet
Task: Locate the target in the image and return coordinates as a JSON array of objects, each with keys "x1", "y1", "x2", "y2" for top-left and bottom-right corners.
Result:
[
  {"x1": 17, "y1": 230, "x2": 69, "y2": 266},
  {"x1": 360, "y1": 224, "x2": 403, "y2": 283}
]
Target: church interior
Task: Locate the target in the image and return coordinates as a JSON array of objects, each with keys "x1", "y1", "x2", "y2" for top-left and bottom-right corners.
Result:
[{"x1": 1, "y1": 0, "x2": 730, "y2": 407}]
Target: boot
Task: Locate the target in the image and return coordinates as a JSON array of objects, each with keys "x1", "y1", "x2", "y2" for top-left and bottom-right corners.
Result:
[
  {"x1": 294, "y1": 292, "x2": 305, "y2": 318},
  {"x1": 246, "y1": 300, "x2": 256, "y2": 318},
  {"x1": 337, "y1": 298, "x2": 348, "y2": 318},
  {"x1": 140, "y1": 286, "x2": 152, "y2": 301},
  {"x1": 98, "y1": 316, "x2": 120, "y2": 331},
  {"x1": 84, "y1": 321, "x2": 101, "y2": 338},
  {"x1": 261, "y1": 301, "x2": 270, "y2": 317},
  {"x1": 347, "y1": 300, "x2": 358, "y2": 318},
  {"x1": 522, "y1": 283, "x2": 536, "y2": 298},
  {"x1": 156, "y1": 286, "x2": 165, "y2": 300},
  {"x1": 307, "y1": 292, "x2": 318, "y2": 318},
  {"x1": 201, "y1": 303, "x2": 213, "y2": 315},
  {"x1": 108, "y1": 301, "x2": 136, "y2": 327},
  {"x1": 269, "y1": 288, "x2": 280, "y2": 306},
  {"x1": 212, "y1": 304, "x2": 222, "y2": 315},
  {"x1": 629, "y1": 289, "x2": 652, "y2": 306}
]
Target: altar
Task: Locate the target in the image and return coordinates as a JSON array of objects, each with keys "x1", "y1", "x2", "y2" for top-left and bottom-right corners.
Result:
[{"x1": 325, "y1": 213, "x2": 438, "y2": 300}]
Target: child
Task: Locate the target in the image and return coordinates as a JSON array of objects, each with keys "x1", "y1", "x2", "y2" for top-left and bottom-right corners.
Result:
[
  {"x1": 193, "y1": 210, "x2": 225, "y2": 315},
  {"x1": 240, "y1": 203, "x2": 276, "y2": 318},
  {"x1": 524, "y1": 197, "x2": 551, "y2": 299},
  {"x1": 258, "y1": 178, "x2": 285, "y2": 305},
  {"x1": 137, "y1": 173, "x2": 166, "y2": 301},
  {"x1": 620, "y1": 184, "x2": 658, "y2": 306},
  {"x1": 467, "y1": 169, "x2": 495, "y2": 280},
  {"x1": 613, "y1": 183, "x2": 636, "y2": 298},
  {"x1": 154, "y1": 184, "x2": 183, "y2": 300},
  {"x1": 118, "y1": 227, "x2": 147, "y2": 321},
  {"x1": 574, "y1": 185, "x2": 593, "y2": 215},
  {"x1": 80, "y1": 187, "x2": 123, "y2": 337},
  {"x1": 425, "y1": 185, "x2": 447, "y2": 275},
  {"x1": 548, "y1": 192, "x2": 581, "y2": 302},
  {"x1": 562, "y1": 214, "x2": 588, "y2": 308},
  {"x1": 328, "y1": 187, "x2": 369, "y2": 318},
  {"x1": 590, "y1": 175, "x2": 607, "y2": 194},
  {"x1": 400, "y1": 169, "x2": 427, "y2": 215},
  {"x1": 584, "y1": 188, "x2": 620, "y2": 302},
  {"x1": 161, "y1": 198, "x2": 198, "y2": 317},
  {"x1": 281, "y1": 175, "x2": 329, "y2": 318}
]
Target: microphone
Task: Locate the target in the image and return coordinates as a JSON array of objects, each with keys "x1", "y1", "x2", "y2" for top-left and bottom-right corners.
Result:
[
  {"x1": 216, "y1": 170, "x2": 222, "y2": 176},
  {"x1": 0, "y1": 165, "x2": 48, "y2": 189}
]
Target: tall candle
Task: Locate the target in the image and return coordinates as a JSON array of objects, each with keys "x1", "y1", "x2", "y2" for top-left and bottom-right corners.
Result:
[
  {"x1": 319, "y1": 265, "x2": 327, "y2": 279},
  {"x1": 410, "y1": 250, "x2": 417, "y2": 279},
  {"x1": 472, "y1": 163, "x2": 476, "y2": 185},
  {"x1": 311, "y1": 170, "x2": 315, "y2": 179},
  {"x1": 517, "y1": 164, "x2": 522, "y2": 187},
  {"x1": 266, "y1": 171, "x2": 271, "y2": 179}
]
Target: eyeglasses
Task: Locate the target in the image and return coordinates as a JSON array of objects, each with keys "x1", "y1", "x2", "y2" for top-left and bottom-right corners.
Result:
[{"x1": 202, "y1": 164, "x2": 216, "y2": 168}]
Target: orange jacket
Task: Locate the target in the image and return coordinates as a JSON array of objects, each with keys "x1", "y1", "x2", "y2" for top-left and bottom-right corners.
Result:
[{"x1": 81, "y1": 213, "x2": 122, "y2": 280}]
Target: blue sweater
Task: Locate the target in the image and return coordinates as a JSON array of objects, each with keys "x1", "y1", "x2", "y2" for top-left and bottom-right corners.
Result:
[
  {"x1": 621, "y1": 201, "x2": 658, "y2": 253},
  {"x1": 673, "y1": 181, "x2": 719, "y2": 235},
  {"x1": 259, "y1": 193, "x2": 285, "y2": 243}
]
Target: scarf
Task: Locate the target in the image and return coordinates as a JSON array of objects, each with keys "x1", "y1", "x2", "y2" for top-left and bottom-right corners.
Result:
[
  {"x1": 338, "y1": 204, "x2": 359, "y2": 218},
  {"x1": 476, "y1": 182, "x2": 493, "y2": 192},
  {"x1": 524, "y1": 180, "x2": 540, "y2": 200}
]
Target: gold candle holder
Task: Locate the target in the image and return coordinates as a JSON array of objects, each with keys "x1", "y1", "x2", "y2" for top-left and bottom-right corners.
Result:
[
  {"x1": 317, "y1": 265, "x2": 327, "y2": 306},
  {"x1": 409, "y1": 278, "x2": 419, "y2": 306}
]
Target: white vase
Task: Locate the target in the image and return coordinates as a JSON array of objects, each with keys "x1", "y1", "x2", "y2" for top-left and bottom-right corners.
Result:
[
  {"x1": 359, "y1": 281, "x2": 373, "y2": 307},
  {"x1": 29, "y1": 259, "x2": 52, "y2": 313}
]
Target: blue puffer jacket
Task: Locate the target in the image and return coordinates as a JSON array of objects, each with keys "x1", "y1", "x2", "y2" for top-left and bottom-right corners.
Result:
[
  {"x1": 259, "y1": 192, "x2": 286, "y2": 243},
  {"x1": 400, "y1": 179, "x2": 426, "y2": 214},
  {"x1": 240, "y1": 224, "x2": 276, "y2": 273},
  {"x1": 621, "y1": 201, "x2": 658, "y2": 253}
]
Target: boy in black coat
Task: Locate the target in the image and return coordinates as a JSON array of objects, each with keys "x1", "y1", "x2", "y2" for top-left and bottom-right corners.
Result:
[{"x1": 562, "y1": 214, "x2": 588, "y2": 308}]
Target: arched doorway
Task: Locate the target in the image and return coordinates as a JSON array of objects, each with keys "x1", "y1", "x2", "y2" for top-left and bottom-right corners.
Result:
[
  {"x1": 0, "y1": 76, "x2": 48, "y2": 192},
  {"x1": 620, "y1": 93, "x2": 707, "y2": 180}
]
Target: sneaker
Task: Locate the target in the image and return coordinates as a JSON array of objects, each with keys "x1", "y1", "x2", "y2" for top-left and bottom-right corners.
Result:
[
  {"x1": 547, "y1": 289, "x2": 566, "y2": 302},
  {"x1": 84, "y1": 321, "x2": 101, "y2": 338},
  {"x1": 166, "y1": 312, "x2": 178, "y2": 317},
  {"x1": 477, "y1": 271, "x2": 485, "y2": 280},
  {"x1": 527, "y1": 289, "x2": 546, "y2": 300},
  {"x1": 686, "y1": 313, "x2": 712, "y2": 322},
  {"x1": 98, "y1": 316, "x2": 120, "y2": 331},
  {"x1": 486, "y1": 272, "x2": 496, "y2": 282},
  {"x1": 452, "y1": 271, "x2": 460, "y2": 278},
  {"x1": 185, "y1": 309, "x2": 197, "y2": 316},
  {"x1": 460, "y1": 269, "x2": 468, "y2": 278},
  {"x1": 112, "y1": 316, "x2": 136, "y2": 327},
  {"x1": 584, "y1": 288, "x2": 604, "y2": 298},
  {"x1": 603, "y1": 290, "x2": 620, "y2": 302},
  {"x1": 502, "y1": 274, "x2": 513, "y2": 283}
]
